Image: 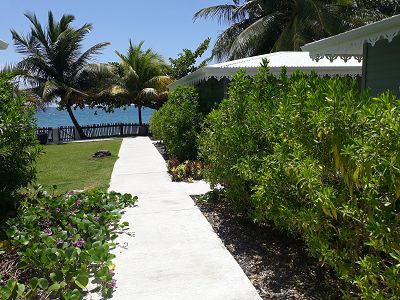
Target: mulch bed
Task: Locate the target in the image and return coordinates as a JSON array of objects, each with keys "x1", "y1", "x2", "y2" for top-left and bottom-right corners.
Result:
[
  {"x1": 152, "y1": 140, "x2": 170, "y2": 161},
  {"x1": 195, "y1": 196, "x2": 342, "y2": 300}
]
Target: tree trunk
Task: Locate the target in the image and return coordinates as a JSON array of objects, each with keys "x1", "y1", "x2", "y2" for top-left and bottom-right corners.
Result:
[
  {"x1": 137, "y1": 105, "x2": 143, "y2": 126},
  {"x1": 66, "y1": 104, "x2": 86, "y2": 140}
]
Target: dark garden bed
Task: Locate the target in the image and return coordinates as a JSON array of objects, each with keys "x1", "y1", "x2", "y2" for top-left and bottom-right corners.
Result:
[{"x1": 194, "y1": 194, "x2": 342, "y2": 300}]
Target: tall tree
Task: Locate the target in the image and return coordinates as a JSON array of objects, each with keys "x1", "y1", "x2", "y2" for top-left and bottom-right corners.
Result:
[
  {"x1": 194, "y1": 0, "x2": 354, "y2": 61},
  {"x1": 109, "y1": 40, "x2": 173, "y2": 125},
  {"x1": 11, "y1": 11, "x2": 110, "y2": 139},
  {"x1": 169, "y1": 38, "x2": 211, "y2": 79}
]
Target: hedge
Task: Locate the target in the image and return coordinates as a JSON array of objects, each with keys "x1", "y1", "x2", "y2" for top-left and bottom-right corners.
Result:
[
  {"x1": 199, "y1": 63, "x2": 400, "y2": 299},
  {"x1": 0, "y1": 73, "x2": 40, "y2": 217},
  {"x1": 150, "y1": 86, "x2": 202, "y2": 161}
]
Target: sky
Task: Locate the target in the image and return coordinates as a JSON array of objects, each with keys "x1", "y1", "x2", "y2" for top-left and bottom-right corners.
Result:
[{"x1": 0, "y1": 0, "x2": 228, "y2": 67}]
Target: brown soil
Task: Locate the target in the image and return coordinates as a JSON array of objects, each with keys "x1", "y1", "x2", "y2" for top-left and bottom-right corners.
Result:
[{"x1": 195, "y1": 195, "x2": 342, "y2": 300}]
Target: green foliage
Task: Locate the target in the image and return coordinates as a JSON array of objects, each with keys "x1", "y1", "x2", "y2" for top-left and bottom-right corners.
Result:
[
  {"x1": 199, "y1": 64, "x2": 400, "y2": 298},
  {"x1": 150, "y1": 86, "x2": 202, "y2": 161},
  {"x1": 12, "y1": 11, "x2": 110, "y2": 139},
  {"x1": 111, "y1": 40, "x2": 173, "y2": 125},
  {"x1": 194, "y1": 0, "x2": 353, "y2": 61},
  {"x1": 0, "y1": 73, "x2": 40, "y2": 216},
  {"x1": 0, "y1": 188, "x2": 137, "y2": 299},
  {"x1": 193, "y1": 0, "x2": 399, "y2": 61},
  {"x1": 167, "y1": 158, "x2": 206, "y2": 182},
  {"x1": 169, "y1": 38, "x2": 211, "y2": 79}
]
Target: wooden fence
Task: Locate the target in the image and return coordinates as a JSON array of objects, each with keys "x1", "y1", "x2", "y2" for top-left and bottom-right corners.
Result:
[{"x1": 36, "y1": 123, "x2": 148, "y2": 143}]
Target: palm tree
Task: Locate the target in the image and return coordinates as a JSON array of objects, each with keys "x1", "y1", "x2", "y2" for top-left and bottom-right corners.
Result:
[
  {"x1": 11, "y1": 11, "x2": 110, "y2": 139},
  {"x1": 109, "y1": 40, "x2": 173, "y2": 125},
  {"x1": 194, "y1": 0, "x2": 352, "y2": 61}
]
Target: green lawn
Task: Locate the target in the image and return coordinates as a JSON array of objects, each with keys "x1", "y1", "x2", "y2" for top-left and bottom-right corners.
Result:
[{"x1": 36, "y1": 139, "x2": 122, "y2": 194}]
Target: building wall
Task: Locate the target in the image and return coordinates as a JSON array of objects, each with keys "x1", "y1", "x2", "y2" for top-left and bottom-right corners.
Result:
[
  {"x1": 363, "y1": 35, "x2": 400, "y2": 97},
  {"x1": 197, "y1": 77, "x2": 229, "y2": 114}
]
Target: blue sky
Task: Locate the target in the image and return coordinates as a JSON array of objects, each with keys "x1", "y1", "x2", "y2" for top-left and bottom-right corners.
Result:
[{"x1": 0, "y1": 0, "x2": 227, "y2": 66}]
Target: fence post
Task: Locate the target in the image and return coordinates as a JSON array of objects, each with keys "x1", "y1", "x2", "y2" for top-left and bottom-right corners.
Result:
[
  {"x1": 52, "y1": 128, "x2": 60, "y2": 144},
  {"x1": 120, "y1": 124, "x2": 123, "y2": 136},
  {"x1": 73, "y1": 126, "x2": 79, "y2": 140}
]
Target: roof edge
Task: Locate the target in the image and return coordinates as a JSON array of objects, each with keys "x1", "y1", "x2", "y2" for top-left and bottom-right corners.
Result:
[{"x1": 301, "y1": 14, "x2": 400, "y2": 60}]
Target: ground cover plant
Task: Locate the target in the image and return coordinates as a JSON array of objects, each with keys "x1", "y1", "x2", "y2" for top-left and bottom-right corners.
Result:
[
  {"x1": 0, "y1": 188, "x2": 137, "y2": 299},
  {"x1": 150, "y1": 86, "x2": 202, "y2": 161},
  {"x1": 0, "y1": 72, "x2": 40, "y2": 218},
  {"x1": 167, "y1": 158, "x2": 206, "y2": 182},
  {"x1": 199, "y1": 63, "x2": 400, "y2": 299},
  {"x1": 37, "y1": 140, "x2": 122, "y2": 194}
]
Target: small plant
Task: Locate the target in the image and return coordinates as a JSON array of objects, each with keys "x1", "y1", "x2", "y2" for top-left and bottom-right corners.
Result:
[
  {"x1": 167, "y1": 158, "x2": 206, "y2": 182},
  {"x1": 0, "y1": 187, "x2": 137, "y2": 299}
]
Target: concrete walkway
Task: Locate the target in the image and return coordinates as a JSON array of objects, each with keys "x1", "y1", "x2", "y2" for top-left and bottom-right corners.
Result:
[{"x1": 108, "y1": 137, "x2": 261, "y2": 300}]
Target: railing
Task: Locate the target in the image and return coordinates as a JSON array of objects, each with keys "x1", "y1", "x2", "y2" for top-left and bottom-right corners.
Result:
[
  {"x1": 36, "y1": 123, "x2": 148, "y2": 143},
  {"x1": 36, "y1": 127, "x2": 54, "y2": 143}
]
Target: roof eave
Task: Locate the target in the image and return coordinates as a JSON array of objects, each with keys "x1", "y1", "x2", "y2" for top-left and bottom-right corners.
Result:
[{"x1": 301, "y1": 14, "x2": 400, "y2": 60}]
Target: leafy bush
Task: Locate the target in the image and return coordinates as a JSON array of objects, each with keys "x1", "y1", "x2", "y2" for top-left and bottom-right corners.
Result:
[
  {"x1": 167, "y1": 158, "x2": 206, "y2": 182},
  {"x1": 168, "y1": 38, "x2": 211, "y2": 80},
  {"x1": 0, "y1": 73, "x2": 40, "y2": 216},
  {"x1": 199, "y1": 63, "x2": 400, "y2": 299},
  {"x1": 150, "y1": 86, "x2": 202, "y2": 161},
  {"x1": 0, "y1": 188, "x2": 137, "y2": 299}
]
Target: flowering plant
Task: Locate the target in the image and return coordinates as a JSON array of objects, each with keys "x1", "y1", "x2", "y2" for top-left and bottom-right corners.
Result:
[{"x1": 0, "y1": 188, "x2": 137, "y2": 299}]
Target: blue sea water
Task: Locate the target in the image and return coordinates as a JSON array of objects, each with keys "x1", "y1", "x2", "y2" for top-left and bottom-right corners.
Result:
[{"x1": 35, "y1": 106, "x2": 155, "y2": 128}]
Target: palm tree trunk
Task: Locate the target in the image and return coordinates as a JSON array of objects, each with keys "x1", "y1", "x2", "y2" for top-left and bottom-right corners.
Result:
[
  {"x1": 137, "y1": 105, "x2": 143, "y2": 126},
  {"x1": 66, "y1": 103, "x2": 86, "y2": 140}
]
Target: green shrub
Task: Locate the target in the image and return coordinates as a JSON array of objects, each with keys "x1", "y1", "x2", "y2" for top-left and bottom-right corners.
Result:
[
  {"x1": 0, "y1": 73, "x2": 40, "y2": 216},
  {"x1": 199, "y1": 63, "x2": 400, "y2": 299},
  {"x1": 0, "y1": 188, "x2": 137, "y2": 299},
  {"x1": 150, "y1": 86, "x2": 202, "y2": 161}
]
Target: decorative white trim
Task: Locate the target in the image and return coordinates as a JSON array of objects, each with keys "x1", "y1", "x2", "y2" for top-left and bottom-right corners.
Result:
[
  {"x1": 168, "y1": 52, "x2": 362, "y2": 89},
  {"x1": 302, "y1": 14, "x2": 400, "y2": 62}
]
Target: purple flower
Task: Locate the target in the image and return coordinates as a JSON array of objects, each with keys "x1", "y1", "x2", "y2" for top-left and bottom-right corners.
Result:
[
  {"x1": 75, "y1": 199, "x2": 82, "y2": 207},
  {"x1": 110, "y1": 279, "x2": 117, "y2": 289},
  {"x1": 43, "y1": 228, "x2": 52, "y2": 236},
  {"x1": 66, "y1": 191, "x2": 74, "y2": 196},
  {"x1": 55, "y1": 208, "x2": 61, "y2": 213},
  {"x1": 56, "y1": 238, "x2": 63, "y2": 245},
  {"x1": 73, "y1": 238, "x2": 85, "y2": 248}
]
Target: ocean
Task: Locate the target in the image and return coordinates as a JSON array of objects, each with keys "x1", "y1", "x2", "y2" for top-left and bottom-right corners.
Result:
[{"x1": 35, "y1": 106, "x2": 155, "y2": 128}]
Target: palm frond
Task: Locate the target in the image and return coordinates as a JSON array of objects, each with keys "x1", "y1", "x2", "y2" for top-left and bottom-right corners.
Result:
[
  {"x1": 229, "y1": 13, "x2": 281, "y2": 59},
  {"x1": 144, "y1": 76, "x2": 174, "y2": 91},
  {"x1": 193, "y1": 4, "x2": 242, "y2": 24}
]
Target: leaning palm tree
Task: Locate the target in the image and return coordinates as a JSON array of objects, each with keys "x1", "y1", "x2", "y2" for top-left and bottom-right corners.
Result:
[
  {"x1": 194, "y1": 0, "x2": 353, "y2": 61},
  {"x1": 11, "y1": 11, "x2": 110, "y2": 139},
  {"x1": 109, "y1": 40, "x2": 173, "y2": 125}
]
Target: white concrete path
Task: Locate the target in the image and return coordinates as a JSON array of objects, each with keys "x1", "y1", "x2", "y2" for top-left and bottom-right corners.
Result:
[{"x1": 108, "y1": 137, "x2": 261, "y2": 300}]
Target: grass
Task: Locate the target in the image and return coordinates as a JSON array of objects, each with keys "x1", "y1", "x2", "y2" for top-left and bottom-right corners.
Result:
[{"x1": 36, "y1": 139, "x2": 122, "y2": 194}]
